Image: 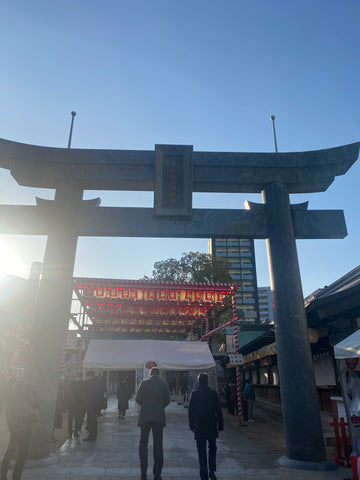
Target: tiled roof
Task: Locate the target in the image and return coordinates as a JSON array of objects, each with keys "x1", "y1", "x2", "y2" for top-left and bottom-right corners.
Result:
[{"x1": 304, "y1": 265, "x2": 360, "y2": 308}]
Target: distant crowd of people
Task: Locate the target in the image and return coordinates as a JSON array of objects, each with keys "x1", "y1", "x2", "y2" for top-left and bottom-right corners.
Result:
[
  {"x1": 0, "y1": 368, "x2": 129, "y2": 479},
  {"x1": 224, "y1": 378, "x2": 255, "y2": 421},
  {"x1": 55, "y1": 370, "x2": 128, "y2": 441},
  {"x1": 0, "y1": 366, "x2": 255, "y2": 480}
]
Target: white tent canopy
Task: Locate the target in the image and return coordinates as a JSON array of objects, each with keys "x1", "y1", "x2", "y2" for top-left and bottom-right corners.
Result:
[
  {"x1": 83, "y1": 339, "x2": 216, "y2": 371},
  {"x1": 334, "y1": 329, "x2": 360, "y2": 359}
]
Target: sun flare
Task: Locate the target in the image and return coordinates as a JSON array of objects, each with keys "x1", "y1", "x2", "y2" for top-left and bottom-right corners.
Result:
[{"x1": 0, "y1": 240, "x2": 24, "y2": 278}]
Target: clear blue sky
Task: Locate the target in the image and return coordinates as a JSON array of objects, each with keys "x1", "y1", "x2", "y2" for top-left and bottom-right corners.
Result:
[{"x1": 0, "y1": 0, "x2": 359, "y2": 296}]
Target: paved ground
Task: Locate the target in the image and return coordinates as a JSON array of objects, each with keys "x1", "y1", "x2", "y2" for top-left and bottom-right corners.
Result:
[
  {"x1": 222, "y1": 397, "x2": 339, "y2": 461},
  {"x1": 0, "y1": 396, "x2": 350, "y2": 480}
]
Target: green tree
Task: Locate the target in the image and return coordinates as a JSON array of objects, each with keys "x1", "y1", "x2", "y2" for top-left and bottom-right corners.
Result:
[
  {"x1": 150, "y1": 251, "x2": 233, "y2": 283},
  {"x1": 149, "y1": 257, "x2": 188, "y2": 282},
  {"x1": 147, "y1": 252, "x2": 235, "y2": 342}
]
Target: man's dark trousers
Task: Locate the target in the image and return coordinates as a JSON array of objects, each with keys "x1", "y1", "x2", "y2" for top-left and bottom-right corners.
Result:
[
  {"x1": 0, "y1": 426, "x2": 31, "y2": 480},
  {"x1": 86, "y1": 406, "x2": 98, "y2": 439},
  {"x1": 139, "y1": 421, "x2": 164, "y2": 478},
  {"x1": 195, "y1": 435, "x2": 217, "y2": 480}
]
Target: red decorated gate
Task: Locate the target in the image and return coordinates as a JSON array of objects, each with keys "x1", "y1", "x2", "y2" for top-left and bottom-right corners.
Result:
[{"x1": 74, "y1": 278, "x2": 238, "y2": 339}]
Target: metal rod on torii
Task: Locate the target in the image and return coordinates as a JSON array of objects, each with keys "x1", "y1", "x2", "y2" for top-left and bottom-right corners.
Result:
[
  {"x1": 67, "y1": 111, "x2": 76, "y2": 149},
  {"x1": 270, "y1": 115, "x2": 278, "y2": 153}
]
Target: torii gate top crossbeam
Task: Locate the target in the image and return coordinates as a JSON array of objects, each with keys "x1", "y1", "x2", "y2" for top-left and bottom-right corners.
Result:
[{"x1": 0, "y1": 138, "x2": 358, "y2": 193}]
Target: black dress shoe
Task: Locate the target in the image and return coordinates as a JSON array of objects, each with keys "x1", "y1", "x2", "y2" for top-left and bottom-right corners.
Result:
[{"x1": 209, "y1": 473, "x2": 217, "y2": 480}]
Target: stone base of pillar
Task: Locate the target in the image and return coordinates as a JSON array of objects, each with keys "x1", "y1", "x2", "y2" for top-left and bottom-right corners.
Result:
[{"x1": 278, "y1": 455, "x2": 337, "y2": 471}]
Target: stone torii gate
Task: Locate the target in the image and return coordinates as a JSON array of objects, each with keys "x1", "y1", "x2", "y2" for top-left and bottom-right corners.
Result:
[{"x1": 0, "y1": 138, "x2": 358, "y2": 468}]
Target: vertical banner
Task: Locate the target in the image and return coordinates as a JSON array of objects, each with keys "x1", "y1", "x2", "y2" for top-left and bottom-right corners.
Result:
[{"x1": 226, "y1": 335, "x2": 236, "y2": 353}]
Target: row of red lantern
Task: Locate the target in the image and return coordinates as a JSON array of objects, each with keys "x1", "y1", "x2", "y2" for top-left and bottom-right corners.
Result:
[
  {"x1": 93, "y1": 318, "x2": 197, "y2": 327},
  {"x1": 96, "y1": 326, "x2": 188, "y2": 335},
  {"x1": 81, "y1": 286, "x2": 227, "y2": 304},
  {"x1": 91, "y1": 305, "x2": 208, "y2": 317}
]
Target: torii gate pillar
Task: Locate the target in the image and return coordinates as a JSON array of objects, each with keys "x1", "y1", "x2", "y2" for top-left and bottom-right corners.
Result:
[
  {"x1": 27, "y1": 181, "x2": 83, "y2": 459},
  {"x1": 262, "y1": 183, "x2": 330, "y2": 468}
]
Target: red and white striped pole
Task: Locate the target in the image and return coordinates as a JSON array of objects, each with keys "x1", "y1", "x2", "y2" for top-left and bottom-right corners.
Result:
[
  {"x1": 205, "y1": 312, "x2": 210, "y2": 345},
  {"x1": 232, "y1": 292, "x2": 243, "y2": 425},
  {"x1": 76, "y1": 337, "x2": 83, "y2": 375},
  {"x1": 60, "y1": 331, "x2": 68, "y2": 373}
]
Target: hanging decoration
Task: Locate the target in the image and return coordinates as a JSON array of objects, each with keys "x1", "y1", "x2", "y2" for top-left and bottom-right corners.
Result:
[{"x1": 74, "y1": 278, "x2": 238, "y2": 338}]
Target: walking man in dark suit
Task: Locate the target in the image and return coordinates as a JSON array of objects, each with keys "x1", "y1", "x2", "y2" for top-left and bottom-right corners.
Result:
[
  {"x1": 188, "y1": 372, "x2": 224, "y2": 480},
  {"x1": 135, "y1": 367, "x2": 170, "y2": 480},
  {"x1": 83, "y1": 370, "x2": 99, "y2": 441}
]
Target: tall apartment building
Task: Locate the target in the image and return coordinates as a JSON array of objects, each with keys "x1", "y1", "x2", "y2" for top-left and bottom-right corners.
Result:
[
  {"x1": 258, "y1": 286, "x2": 274, "y2": 324},
  {"x1": 208, "y1": 238, "x2": 259, "y2": 323}
]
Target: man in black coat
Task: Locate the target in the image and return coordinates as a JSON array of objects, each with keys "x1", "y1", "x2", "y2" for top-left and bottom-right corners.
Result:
[
  {"x1": 117, "y1": 378, "x2": 131, "y2": 419},
  {"x1": 83, "y1": 370, "x2": 100, "y2": 441},
  {"x1": 73, "y1": 374, "x2": 86, "y2": 435},
  {"x1": 188, "y1": 372, "x2": 224, "y2": 480},
  {"x1": 135, "y1": 367, "x2": 170, "y2": 480},
  {"x1": 65, "y1": 374, "x2": 85, "y2": 437}
]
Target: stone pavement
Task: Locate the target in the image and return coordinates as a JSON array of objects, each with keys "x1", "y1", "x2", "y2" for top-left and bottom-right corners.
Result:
[
  {"x1": 222, "y1": 397, "x2": 339, "y2": 461},
  {"x1": 12, "y1": 397, "x2": 352, "y2": 480}
]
